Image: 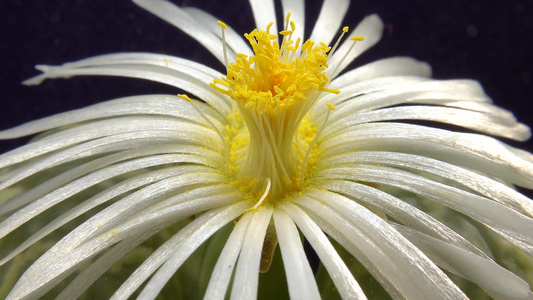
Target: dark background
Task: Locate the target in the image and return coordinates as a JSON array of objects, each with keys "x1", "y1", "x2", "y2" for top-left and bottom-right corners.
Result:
[{"x1": 0, "y1": 0, "x2": 532, "y2": 193}]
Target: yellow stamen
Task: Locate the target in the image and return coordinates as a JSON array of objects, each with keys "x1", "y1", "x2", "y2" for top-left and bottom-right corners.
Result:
[{"x1": 217, "y1": 20, "x2": 229, "y2": 68}]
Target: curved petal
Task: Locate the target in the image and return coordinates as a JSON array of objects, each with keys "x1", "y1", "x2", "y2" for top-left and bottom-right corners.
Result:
[
  {"x1": 136, "y1": 202, "x2": 249, "y2": 300},
  {"x1": 309, "y1": 0, "x2": 350, "y2": 45},
  {"x1": 328, "y1": 14, "x2": 384, "y2": 79},
  {"x1": 316, "y1": 164, "x2": 533, "y2": 255},
  {"x1": 204, "y1": 212, "x2": 254, "y2": 300},
  {"x1": 132, "y1": 0, "x2": 226, "y2": 64},
  {"x1": 329, "y1": 57, "x2": 432, "y2": 89},
  {"x1": 23, "y1": 54, "x2": 232, "y2": 115},
  {"x1": 294, "y1": 194, "x2": 467, "y2": 299},
  {"x1": 248, "y1": 0, "x2": 277, "y2": 34},
  {"x1": 0, "y1": 94, "x2": 224, "y2": 140},
  {"x1": 281, "y1": 201, "x2": 367, "y2": 300},
  {"x1": 0, "y1": 116, "x2": 220, "y2": 169},
  {"x1": 182, "y1": 7, "x2": 253, "y2": 58},
  {"x1": 318, "y1": 151, "x2": 533, "y2": 217},
  {"x1": 394, "y1": 224, "x2": 532, "y2": 300},
  {"x1": 321, "y1": 122, "x2": 533, "y2": 188},
  {"x1": 230, "y1": 207, "x2": 273, "y2": 300},
  {"x1": 324, "y1": 105, "x2": 530, "y2": 141}
]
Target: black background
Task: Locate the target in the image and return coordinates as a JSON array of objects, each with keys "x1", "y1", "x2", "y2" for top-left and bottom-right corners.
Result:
[{"x1": 1, "y1": 0, "x2": 532, "y2": 194}]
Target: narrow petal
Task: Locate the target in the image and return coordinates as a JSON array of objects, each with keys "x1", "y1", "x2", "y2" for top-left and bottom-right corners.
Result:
[
  {"x1": 0, "y1": 141, "x2": 221, "y2": 192},
  {"x1": 0, "y1": 116, "x2": 219, "y2": 169},
  {"x1": 280, "y1": 0, "x2": 305, "y2": 47},
  {"x1": 0, "y1": 156, "x2": 217, "y2": 243},
  {"x1": 230, "y1": 207, "x2": 273, "y2": 300},
  {"x1": 328, "y1": 14, "x2": 384, "y2": 79},
  {"x1": 273, "y1": 209, "x2": 320, "y2": 300},
  {"x1": 318, "y1": 151, "x2": 533, "y2": 217},
  {"x1": 311, "y1": 181, "x2": 490, "y2": 258},
  {"x1": 0, "y1": 144, "x2": 216, "y2": 216},
  {"x1": 329, "y1": 57, "x2": 432, "y2": 89},
  {"x1": 56, "y1": 235, "x2": 146, "y2": 300},
  {"x1": 322, "y1": 122, "x2": 533, "y2": 188},
  {"x1": 23, "y1": 55, "x2": 232, "y2": 115},
  {"x1": 248, "y1": 0, "x2": 277, "y2": 34},
  {"x1": 281, "y1": 202, "x2": 367, "y2": 300},
  {"x1": 317, "y1": 164, "x2": 533, "y2": 255},
  {"x1": 295, "y1": 193, "x2": 467, "y2": 299},
  {"x1": 309, "y1": 0, "x2": 350, "y2": 45},
  {"x1": 0, "y1": 94, "x2": 224, "y2": 139},
  {"x1": 324, "y1": 105, "x2": 530, "y2": 141},
  {"x1": 136, "y1": 202, "x2": 249, "y2": 300},
  {"x1": 204, "y1": 212, "x2": 254, "y2": 300},
  {"x1": 16, "y1": 173, "x2": 229, "y2": 288},
  {"x1": 394, "y1": 224, "x2": 532, "y2": 300},
  {"x1": 317, "y1": 79, "x2": 491, "y2": 119},
  {"x1": 182, "y1": 7, "x2": 253, "y2": 57},
  {"x1": 0, "y1": 166, "x2": 196, "y2": 267},
  {"x1": 8, "y1": 193, "x2": 240, "y2": 300},
  {"x1": 132, "y1": 0, "x2": 226, "y2": 64}
]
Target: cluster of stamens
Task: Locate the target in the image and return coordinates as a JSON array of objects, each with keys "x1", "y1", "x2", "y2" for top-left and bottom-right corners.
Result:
[{"x1": 187, "y1": 15, "x2": 364, "y2": 206}]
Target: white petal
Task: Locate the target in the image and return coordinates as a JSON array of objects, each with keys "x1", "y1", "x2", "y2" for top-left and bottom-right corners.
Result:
[
  {"x1": 273, "y1": 209, "x2": 320, "y2": 300},
  {"x1": 0, "y1": 156, "x2": 217, "y2": 246},
  {"x1": 204, "y1": 212, "x2": 254, "y2": 300},
  {"x1": 0, "y1": 166, "x2": 196, "y2": 267},
  {"x1": 295, "y1": 193, "x2": 467, "y2": 299},
  {"x1": 319, "y1": 151, "x2": 533, "y2": 217},
  {"x1": 8, "y1": 191, "x2": 239, "y2": 300},
  {"x1": 281, "y1": 202, "x2": 367, "y2": 300},
  {"x1": 132, "y1": 0, "x2": 226, "y2": 64},
  {"x1": 248, "y1": 0, "x2": 277, "y2": 34},
  {"x1": 317, "y1": 164, "x2": 533, "y2": 255},
  {"x1": 0, "y1": 138, "x2": 221, "y2": 191},
  {"x1": 0, "y1": 94, "x2": 224, "y2": 139},
  {"x1": 18, "y1": 173, "x2": 228, "y2": 287},
  {"x1": 311, "y1": 181, "x2": 490, "y2": 258},
  {"x1": 328, "y1": 14, "x2": 384, "y2": 79},
  {"x1": 322, "y1": 122, "x2": 533, "y2": 188},
  {"x1": 23, "y1": 55, "x2": 232, "y2": 115},
  {"x1": 0, "y1": 116, "x2": 220, "y2": 169},
  {"x1": 280, "y1": 0, "x2": 305, "y2": 47},
  {"x1": 394, "y1": 224, "x2": 532, "y2": 300},
  {"x1": 330, "y1": 57, "x2": 432, "y2": 89},
  {"x1": 317, "y1": 79, "x2": 491, "y2": 119},
  {"x1": 182, "y1": 7, "x2": 253, "y2": 57},
  {"x1": 230, "y1": 207, "x2": 273, "y2": 300},
  {"x1": 136, "y1": 202, "x2": 249, "y2": 300},
  {"x1": 56, "y1": 235, "x2": 146, "y2": 300},
  {"x1": 0, "y1": 143, "x2": 217, "y2": 216},
  {"x1": 324, "y1": 105, "x2": 530, "y2": 141},
  {"x1": 309, "y1": 0, "x2": 350, "y2": 45}
]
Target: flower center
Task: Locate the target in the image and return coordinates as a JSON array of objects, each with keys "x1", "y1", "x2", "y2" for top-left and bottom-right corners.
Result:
[{"x1": 211, "y1": 18, "x2": 339, "y2": 205}]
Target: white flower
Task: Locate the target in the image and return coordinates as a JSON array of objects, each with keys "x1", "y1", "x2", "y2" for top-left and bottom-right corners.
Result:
[{"x1": 1, "y1": 0, "x2": 532, "y2": 299}]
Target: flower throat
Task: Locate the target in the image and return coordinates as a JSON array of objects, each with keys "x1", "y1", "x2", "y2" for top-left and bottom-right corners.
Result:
[{"x1": 211, "y1": 16, "x2": 340, "y2": 205}]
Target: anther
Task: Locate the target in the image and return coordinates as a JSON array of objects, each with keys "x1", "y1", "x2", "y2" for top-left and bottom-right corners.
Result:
[{"x1": 299, "y1": 103, "x2": 336, "y2": 186}]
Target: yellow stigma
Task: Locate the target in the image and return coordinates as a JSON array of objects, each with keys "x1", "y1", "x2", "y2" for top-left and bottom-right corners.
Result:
[{"x1": 211, "y1": 17, "x2": 339, "y2": 205}]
